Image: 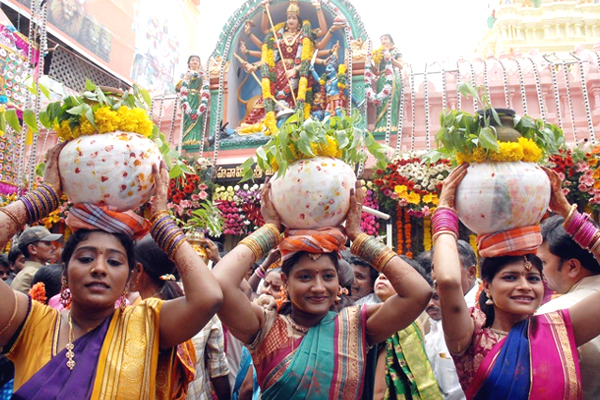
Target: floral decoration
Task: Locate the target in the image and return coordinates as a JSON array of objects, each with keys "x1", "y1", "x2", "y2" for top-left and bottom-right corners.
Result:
[
  {"x1": 364, "y1": 50, "x2": 393, "y2": 107},
  {"x1": 373, "y1": 153, "x2": 451, "y2": 215},
  {"x1": 213, "y1": 183, "x2": 264, "y2": 235},
  {"x1": 360, "y1": 180, "x2": 380, "y2": 236},
  {"x1": 167, "y1": 157, "x2": 223, "y2": 237}
]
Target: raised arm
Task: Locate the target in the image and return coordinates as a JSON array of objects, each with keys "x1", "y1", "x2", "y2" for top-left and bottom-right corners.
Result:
[
  {"x1": 153, "y1": 163, "x2": 223, "y2": 349},
  {"x1": 344, "y1": 181, "x2": 432, "y2": 345},
  {"x1": 433, "y1": 163, "x2": 475, "y2": 354},
  {"x1": 213, "y1": 183, "x2": 281, "y2": 344},
  {"x1": 0, "y1": 143, "x2": 65, "y2": 347},
  {"x1": 312, "y1": 0, "x2": 328, "y2": 38},
  {"x1": 260, "y1": 1, "x2": 270, "y2": 35},
  {"x1": 541, "y1": 167, "x2": 600, "y2": 346},
  {"x1": 315, "y1": 24, "x2": 344, "y2": 50}
]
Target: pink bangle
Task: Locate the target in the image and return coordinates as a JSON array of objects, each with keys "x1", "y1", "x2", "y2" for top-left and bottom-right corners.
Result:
[{"x1": 256, "y1": 267, "x2": 266, "y2": 279}]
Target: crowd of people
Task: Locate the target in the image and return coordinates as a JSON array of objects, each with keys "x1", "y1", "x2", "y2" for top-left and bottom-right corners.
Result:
[{"x1": 0, "y1": 139, "x2": 597, "y2": 400}]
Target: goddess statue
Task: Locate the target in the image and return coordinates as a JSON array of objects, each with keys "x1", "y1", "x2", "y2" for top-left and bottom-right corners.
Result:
[
  {"x1": 176, "y1": 55, "x2": 210, "y2": 150},
  {"x1": 366, "y1": 34, "x2": 404, "y2": 135},
  {"x1": 237, "y1": 0, "x2": 343, "y2": 134}
]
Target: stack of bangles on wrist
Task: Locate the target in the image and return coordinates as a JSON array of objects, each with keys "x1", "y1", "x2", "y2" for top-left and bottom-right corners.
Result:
[
  {"x1": 351, "y1": 233, "x2": 396, "y2": 273},
  {"x1": 239, "y1": 223, "x2": 281, "y2": 261},
  {"x1": 432, "y1": 207, "x2": 459, "y2": 242},
  {"x1": 255, "y1": 264, "x2": 267, "y2": 279},
  {"x1": 150, "y1": 211, "x2": 187, "y2": 259},
  {"x1": 19, "y1": 183, "x2": 60, "y2": 224},
  {"x1": 563, "y1": 204, "x2": 600, "y2": 254}
]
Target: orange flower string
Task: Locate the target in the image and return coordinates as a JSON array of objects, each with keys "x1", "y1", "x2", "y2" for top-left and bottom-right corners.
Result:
[
  {"x1": 29, "y1": 282, "x2": 47, "y2": 304},
  {"x1": 405, "y1": 210, "x2": 412, "y2": 258},
  {"x1": 396, "y1": 205, "x2": 403, "y2": 255}
]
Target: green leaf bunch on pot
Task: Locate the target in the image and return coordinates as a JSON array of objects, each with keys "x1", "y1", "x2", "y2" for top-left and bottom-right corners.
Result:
[
  {"x1": 240, "y1": 110, "x2": 390, "y2": 182},
  {"x1": 425, "y1": 82, "x2": 564, "y2": 165}
]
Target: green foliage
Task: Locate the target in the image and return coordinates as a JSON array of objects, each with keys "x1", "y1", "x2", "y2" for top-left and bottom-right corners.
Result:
[
  {"x1": 182, "y1": 202, "x2": 224, "y2": 238},
  {"x1": 241, "y1": 110, "x2": 390, "y2": 182},
  {"x1": 424, "y1": 82, "x2": 564, "y2": 163}
]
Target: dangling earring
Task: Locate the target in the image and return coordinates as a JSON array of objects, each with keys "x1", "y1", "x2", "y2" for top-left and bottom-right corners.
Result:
[
  {"x1": 485, "y1": 293, "x2": 494, "y2": 305},
  {"x1": 119, "y1": 285, "x2": 129, "y2": 312},
  {"x1": 60, "y1": 276, "x2": 71, "y2": 309},
  {"x1": 336, "y1": 286, "x2": 343, "y2": 301}
]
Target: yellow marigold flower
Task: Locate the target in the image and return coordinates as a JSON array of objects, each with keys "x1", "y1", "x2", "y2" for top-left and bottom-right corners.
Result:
[
  {"x1": 588, "y1": 158, "x2": 598, "y2": 167},
  {"x1": 518, "y1": 137, "x2": 543, "y2": 163},
  {"x1": 301, "y1": 37, "x2": 313, "y2": 61},
  {"x1": 262, "y1": 78, "x2": 272, "y2": 100},
  {"x1": 423, "y1": 194, "x2": 433, "y2": 204},
  {"x1": 270, "y1": 157, "x2": 279, "y2": 172},
  {"x1": 95, "y1": 106, "x2": 119, "y2": 133},
  {"x1": 304, "y1": 102, "x2": 311, "y2": 119},
  {"x1": 261, "y1": 44, "x2": 268, "y2": 64},
  {"x1": 394, "y1": 185, "x2": 408, "y2": 196},
  {"x1": 312, "y1": 136, "x2": 339, "y2": 158},
  {"x1": 407, "y1": 192, "x2": 421, "y2": 205},
  {"x1": 456, "y1": 152, "x2": 471, "y2": 165},
  {"x1": 55, "y1": 120, "x2": 73, "y2": 141},
  {"x1": 431, "y1": 194, "x2": 439, "y2": 205},
  {"x1": 593, "y1": 167, "x2": 600, "y2": 180},
  {"x1": 338, "y1": 64, "x2": 347, "y2": 74},
  {"x1": 335, "y1": 149, "x2": 343, "y2": 158},
  {"x1": 267, "y1": 49, "x2": 275, "y2": 68},
  {"x1": 489, "y1": 142, "x2": 523, "y2": 162},
  {"x1": 472, "y1": 147, "x2": 487, "y2": 163},
  {"x1": 79, "y1": 117, "x2": 96, "y2": 135},
  {"x1": 298, "y1": 77, "x2": 308, "y2": 101},
  {"x1": 288, "y1": 144, "x2": 299, "y2": 160},
  {"x1": 264, "y1": 111, "x2": 277, "y2": 135}
]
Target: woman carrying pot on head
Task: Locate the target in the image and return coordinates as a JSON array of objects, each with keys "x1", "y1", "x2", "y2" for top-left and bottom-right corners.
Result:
[
  {"x1": 213, "y1": 181, "x2": 432, "y2": 399},
  {"x1": 434, "y1": 163, "x2": 600, "y2": 399},
  {"x1": 0, "y1": 144, "x2": 223, "y2": 399}
]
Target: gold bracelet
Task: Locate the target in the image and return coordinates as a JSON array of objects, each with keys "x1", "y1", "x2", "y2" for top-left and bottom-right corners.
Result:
[
  {"x1": 0, "y1": 291, "x2": 19, "y2": 337},
  {"x1": 0, "y1": 208, "x2": 22, "y2": 230}
]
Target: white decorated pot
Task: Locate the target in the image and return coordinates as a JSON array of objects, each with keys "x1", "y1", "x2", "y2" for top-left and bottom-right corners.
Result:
[
  {"x1": 59, "y1": 131, "x2": 162, "y2": 211},
  {"x1": 455, "y1": 162, "x2": 550, "y2": 235},
  {"x1": 270, "y1": 157, "x2": 356, "y2": 229}
]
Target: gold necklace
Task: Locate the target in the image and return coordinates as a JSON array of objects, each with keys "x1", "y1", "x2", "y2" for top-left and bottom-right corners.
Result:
[
  {"x1": 282, "y1": 31, "x2": 301, "y2": 52},
  {"x1": 286, "y1": 315, "x2": 309, "y2": 333},
  {"x1": 65, "y1": 312, "x2": 76, "y2": 370},
  {"x1": 490, "y1": 327, "x2": 508, "y2": 338}
]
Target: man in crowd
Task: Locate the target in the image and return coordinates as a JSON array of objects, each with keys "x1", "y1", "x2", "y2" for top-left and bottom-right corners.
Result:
[
  {"x1": 11, "y1": 226, "x2": 61, "y2": 294},
  {"x1": 537, "y1": 215, "x2": 600, "y2": 400}
]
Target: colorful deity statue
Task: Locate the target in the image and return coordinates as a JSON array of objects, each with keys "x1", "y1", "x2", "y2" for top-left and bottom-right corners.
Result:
[
  {"x1": 310, "y1": 50, "x2": 349, "y2": 119},
  {"x1": 177, "y1": 55, "x2": 210, "y2": 150},
  {"x1": 237, "y1": 0, "x2": 343, "y2": 134},
  {"x1": 365, "y1": 33, "x2": 404, "y2": 135}
]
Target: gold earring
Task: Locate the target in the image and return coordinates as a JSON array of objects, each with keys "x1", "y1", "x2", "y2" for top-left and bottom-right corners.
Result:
[
  {"x1": 119, "y1": 285, "x2": 129, "y2": 312},
  {"x1": 485, "y1": 293, "x2": 494, "y2": 305}
]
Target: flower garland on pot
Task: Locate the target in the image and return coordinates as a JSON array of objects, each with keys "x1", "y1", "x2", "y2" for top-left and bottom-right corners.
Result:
[
  {"x1": 364, "y1": 47, "x2": 393, "y2": 107},
  {"x1": 179, "y1": 70, "x2": 210, "y2": 121}
]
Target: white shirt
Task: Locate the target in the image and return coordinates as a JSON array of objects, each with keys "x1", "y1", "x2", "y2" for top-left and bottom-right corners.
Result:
[
  {"x1": 536, "y1": 274, "x2": 600, "y2": 400},
  {"x1": 425, "y1": 319, "x2": 466, "y2": 400},
  {"x1": 464, "y1": 284, "x2": 478, "y2": 309}
]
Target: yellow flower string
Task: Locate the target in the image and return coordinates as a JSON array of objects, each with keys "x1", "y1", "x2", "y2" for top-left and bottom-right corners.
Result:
[
  {"x1": 423, "y1": 216, "x2": 432, "y2": 251},
  {"x1": 456, "y1": 138, "x2": 542, "y2": 164}
]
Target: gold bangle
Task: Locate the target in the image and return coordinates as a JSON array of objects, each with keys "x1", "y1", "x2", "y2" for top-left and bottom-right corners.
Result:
[
  {"x1": 377, "y1": 249, "x2": 397, "y2": 274},
  {"x1": 432, "y1": 230, "x2": 458, "y2": 243},
  {"x1": 590, "y1": 235, "x2": 600, "y2": 254},
  {"x1": 0, "y1": 291, "x2": 19, "y2": 337},
  {"x1": 150, "y1": 210, "x2": 170, "y2": 224},
  {"x1": 350, "y1": 233, "x2": 369, "y2": 255},
  {"x1": 0, "y1": 208, "x2": 22, "y2": 230},
  {"x1": 563, "y1": 204, "x2": 578, "y2": 227}
]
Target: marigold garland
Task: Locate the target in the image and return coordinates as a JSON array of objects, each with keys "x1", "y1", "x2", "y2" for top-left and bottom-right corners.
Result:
[
  {"x1": 404, "y1": 209, "x2": 412, "y2": 258},
  {"x1": 423, "y1": 217, "x2": 432, "y2": 251},
  {"x1": 396, "y1": 205, "x2": 403, "y2": 255},
  {"x1": 456, "y1": 138, "x2": 543, "y2": 164},
  {"x1": 55, "y1": 105, "x2": 154, "y2": 141}
]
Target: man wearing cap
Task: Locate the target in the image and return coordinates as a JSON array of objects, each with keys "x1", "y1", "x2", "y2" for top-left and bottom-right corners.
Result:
[{"x1": 10, "y1": 226, "x2": 62, "y2": 294}]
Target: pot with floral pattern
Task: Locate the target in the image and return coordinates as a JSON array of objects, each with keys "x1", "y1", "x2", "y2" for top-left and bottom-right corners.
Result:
[
  {"x1": 455, "y1": 162, "x2": 550, "y2": 235},
  {"x1": 59, "y1": 131, "x2": 162, "y2": 212},
  {"x1": 270, "y1": 157, "x2": 356, "y2": 229}
]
